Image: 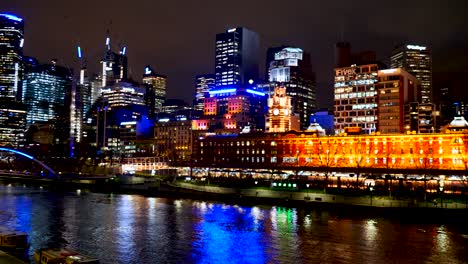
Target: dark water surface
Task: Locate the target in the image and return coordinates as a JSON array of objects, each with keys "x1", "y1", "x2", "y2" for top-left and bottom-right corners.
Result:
[{"x1": 1, "y1": 184, "x2": 468, "y2": 264}]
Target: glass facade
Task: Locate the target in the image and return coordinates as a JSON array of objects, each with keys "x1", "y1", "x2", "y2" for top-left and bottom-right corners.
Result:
[
  {"x1": 215, "y1": 27, "x2": 259, "y2": 88},
  {"x1": 142, "y1": 65, "x2": 167, "y2": 114},
  {"x1": 0, "y1": 14, "x2": 23, "y2": 100},
  {"x1": 22, "y1": 61, "x2": 72, "y2": 125}
]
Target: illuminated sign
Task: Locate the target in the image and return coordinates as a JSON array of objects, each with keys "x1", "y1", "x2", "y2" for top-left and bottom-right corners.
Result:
[
  {"x1": 120, "y1": 121, "x2": 137, "y2": 126},
  {"x1": 379, "y1": 69, "x2": 397, "y2": 74},
  {"x1": 209, "y1": 88, "x2": 236, "y2": 96},
  {"x1": 0, "y1": 14, "x2": 23, "y2": 22},
  {"x1": 406, "y1": 45, "x2": 426, "y2": 51},
  {"x1": 246, "y1": 89, "x2": 265, "y2": 96},
  {"x1": 145, "y1": 67, "x2": 152, "y2": 75},
  {"x1": 335, "y1": 67, "x2": 356, "y2": 76}
]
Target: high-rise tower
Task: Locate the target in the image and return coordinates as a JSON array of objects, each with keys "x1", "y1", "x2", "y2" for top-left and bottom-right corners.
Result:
[
  {"x1": 142, "y1": 65, "x2": 167, "y2": 115},
  {"x1": 391, "y1": 44, "x2": 432, "y2": 104},
  {"x1": 100, "y1": 34, "x2": 128, "y2": 88},
  {"x1": 0, "y1": 13, "x2": 24, "y2": 100},
  {"x1": 267, "y1": 46, "x2": 316, "y2": 130},
  {"x1": 215, "y1": 27, "x2": 260, "y2": 87}
]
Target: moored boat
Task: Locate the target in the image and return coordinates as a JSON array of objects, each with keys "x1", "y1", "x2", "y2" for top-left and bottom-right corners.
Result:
[{"x1": 34, "y1": 248, "x2": 99, "y2": 264}]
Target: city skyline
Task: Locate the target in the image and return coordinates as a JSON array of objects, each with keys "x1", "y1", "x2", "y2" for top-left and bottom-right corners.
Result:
[{"x1": 1, "y1": 0, "x2": 467, "y2": 108}]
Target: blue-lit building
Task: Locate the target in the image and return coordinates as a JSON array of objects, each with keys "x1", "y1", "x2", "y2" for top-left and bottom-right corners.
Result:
[
  {"x1": 215, "y1": 27, "x2": 260, "y2": 88},
  {"x1": 22, "y1": 59, "x2": 72, "y2": 125},
  {"x1": 194, "y1": 74, "x2": 215, "y2": 111},
  {"x1": 0, "y1": 14, "x2": 26, "y2": 147},
  {"x1": 0, "y1": 13, "x2": 24, "y2": 101},
  {"x1": 266, "y1": 46, "x2": 317, "y2": 130},
  {"x1": 100, "y1": 35, "x2": 128, "y2": 88},
  {"x1": 193, "y1": 87, "x2": 267, "y2": 134},
  {"x1": 310, "y1": 109, "x2": 334, "y2": 135}
]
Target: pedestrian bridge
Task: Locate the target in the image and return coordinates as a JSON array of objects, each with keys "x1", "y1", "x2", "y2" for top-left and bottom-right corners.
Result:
[{"x1": 0, "y1": 147, "x2": 56, "y2": 177}]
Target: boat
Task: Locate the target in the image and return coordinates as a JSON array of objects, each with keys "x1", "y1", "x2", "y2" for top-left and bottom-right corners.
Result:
[
  {"x1": 34, "y1": 248, "x2": 99, "y2": 264},
  {"x1": 0, "y1": 230, "x2": 28, "y2": 249}
]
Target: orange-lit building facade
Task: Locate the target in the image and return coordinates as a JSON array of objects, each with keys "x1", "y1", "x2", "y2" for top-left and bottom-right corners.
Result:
[{"x1": 195, "y1": 131, "x2": 468, "y2": 174}]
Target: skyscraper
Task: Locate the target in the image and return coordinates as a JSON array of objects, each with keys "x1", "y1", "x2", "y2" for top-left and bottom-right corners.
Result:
[
  {"x1": 22, "y1": 60, "x2": 72, "y2": 125},
  {"x1": 391, "y1": 44, "x2": 432, "y2": 104},
  {"x1": 100, "y1": 35, "x2": 128, "y2": 88},
  {"x1": 215, "y1": 27, "x2": 260, "y2": 87},
  {"x1": 142, "y1": 65, "x2": 167, "y2": 115},
  {"x1": 194, "y1": 74, "x2": 215, "y2": 111},
  {"x1": 267, "y1": 46, "x2": 316, "y2": 130},
  {"x1": 0, "y1": 13, "x2": 24, "y2": 100}
]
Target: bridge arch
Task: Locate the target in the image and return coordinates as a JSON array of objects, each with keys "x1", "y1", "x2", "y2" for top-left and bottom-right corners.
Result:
[{"x1": 0, "y1": 147, "x2": 56, "y2": 176}]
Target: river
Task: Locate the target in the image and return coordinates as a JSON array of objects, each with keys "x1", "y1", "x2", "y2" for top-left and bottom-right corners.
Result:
[{"x1": 1, "y1": 184, "x2": 468, "y2": 264}]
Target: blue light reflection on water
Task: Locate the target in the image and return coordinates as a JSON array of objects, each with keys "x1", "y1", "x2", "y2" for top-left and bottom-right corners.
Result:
[{"x1": 190, "y1": 202, "x2": 267, "y2": 264}]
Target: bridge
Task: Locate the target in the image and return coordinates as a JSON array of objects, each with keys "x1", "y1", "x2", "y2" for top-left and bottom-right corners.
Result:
[{"x1": 0, "y1": 147, "x2": 56, "y2": 177}]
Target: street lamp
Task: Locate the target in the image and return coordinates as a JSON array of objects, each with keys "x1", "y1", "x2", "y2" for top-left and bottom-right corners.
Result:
[
  {"x1": 439, "y1": 176, "x2": 445, "y2": 208},
  {"x1": 369, "y1": 180, "x2": 375, "y2": 206}
]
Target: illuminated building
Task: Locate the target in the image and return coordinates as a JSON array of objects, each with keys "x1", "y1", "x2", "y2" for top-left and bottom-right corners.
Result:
[
  {"x1": 391, "y1": 44, "x2": 432, "y2": 104},
  {"x1": 101, "y1": 81, "x2": 145, "y2": 108},
  {"x1": 334, "y1": 64, "x2": 379, "y2": 135},
  {"x1": 142, "y1": 65, "x2": 166, "y2": 115},
  {"x1": 405, "y1": 102, "x2": 439, "y2": 133},
  {"x1": 310, "y1": 109, "x2": 334, "y2": 135},
  {"x1": 0, "y1": 13, "x2": 23, "y2": 101},
  {"x1": 267, "y1": 46, "x2": 316, "y2": 130},
  {"x1": 194, "y1": 74, "x2": 215, "y2": 111},
  {"x1": 195, "y1": 129, "x2": 468, "y2": 175},
  {"x1": 0, "y1": 100, "x2": 26, "y2": 147},
  {"x1": 155, "y1": 119, "x2": 192, "y2": 161},
  {"x1": 215, "y1": 27, "x2": 260, "y2": 87},
  {"x1": 377, "y1": 68, "x2": 419, "y2": 134},
  {"x1": 266, "y1": 86, "x2": 299, "y2": 132},
  {"x1": 22, "y1": 59, "x2": 72, "y2": 125},
  {"x1": 100, "y1": 34, "x2": 128, "y2": 87},
  {"x1": 192, "y1": 87, "x2": 267, "y2": 134}
]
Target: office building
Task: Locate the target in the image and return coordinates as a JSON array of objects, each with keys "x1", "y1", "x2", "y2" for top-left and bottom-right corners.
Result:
[
  {"x1": 310, "y1": 109, "x2": 334, "y2": 136},
  {"x1": 0, "y1": 100, "x2": 26, "y2": 147},
  {"x1": 215, "y1": 27, "x2": 260, "y2": 87},
  {"x1": 194, "y1": 74, "x2": 215, "y2": 111},
  {"x1": 267, "y1": 46, "x2": 316, "y2": 129},
  {"x1": 142, "y1": 65, "x2": 167, "y2": 115},
  {"x1": 0, "y1": 13, "x2": 23, "y2": 100},
  {"x1": 391, "y1": 44, "x2": 432, "y2": 104},
  {"x1": 101, "y1": 81, "x2": 145, "y2": 108},
  {"x1": 22, "y1": 59, "x2": 72, "y2": 125},
  {"x1": 377, "y1": 68, "x2": 419, "y2": 134},
  {"x1": 155, "y1": 119, "x2": 192, "y2": 161},
  {"x1": 334, "y1": 64, "x2": 379, "y2": 135}
]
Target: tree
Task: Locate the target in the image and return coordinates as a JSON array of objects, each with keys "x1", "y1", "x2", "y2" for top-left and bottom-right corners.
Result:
[{"x1": 313, "y1": 139, "x2": 342, "y2": 192}]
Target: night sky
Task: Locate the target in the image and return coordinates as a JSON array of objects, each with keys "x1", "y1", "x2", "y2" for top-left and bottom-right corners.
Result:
[{"x1": 1, "y1": 0, "x2": 468, "y2": 108}]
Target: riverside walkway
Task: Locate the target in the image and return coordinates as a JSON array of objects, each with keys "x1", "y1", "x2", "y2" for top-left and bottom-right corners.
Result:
[
  {"x1": 173, "y1": 182, "x2": 468, "y2": 209},
  {"x1": 0, "y1": 251, "x2": 26, "y2": 264}
]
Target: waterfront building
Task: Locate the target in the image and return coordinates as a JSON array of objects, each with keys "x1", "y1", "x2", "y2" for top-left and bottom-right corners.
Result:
[
  {"x1": 192, "y1": 87, "x2": 267, "y2": 134},
  {"x1": 215, "y1": 27, "x2": 260, "y2": 87},
  {"x1": 143, "y1": 65, "x2": 167, "y2": 115},
  {"x1": 391, "y1": 44, "x2": 432, "y2": 104},
  {"x1": 0, "y1": 100, "x2": 26, "y2": 147},
  {"x1": 265, "y1": 86, "x2": 299, "y2": 133},
  {"x1": 377, "y1": 68, "x2": 420, "y2": 134},
  {"x1": 334, "y1": 64, "x2": 379, "y2": 135},
  {"x1": 267, "y1": 46, "x2": 316, "y2": 129},
  {"x1": 22, "y1": 59, "x2": 72, "y2": 125},
  {"x1": 194, "y1": 74, "x2": 215, "y2": 111},
  {"x1": 154, "y1": 119, "x2": 192, "y2": 161},
  {"x1": 194, "y1": 129, "x2": 468, "y2": 175}
]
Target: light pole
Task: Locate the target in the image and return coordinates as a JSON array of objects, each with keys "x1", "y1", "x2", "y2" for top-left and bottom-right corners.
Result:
[
  {"x1": 369, "y1": 181, "x2": 375, "y2": 206},
  {"x1": 306, "y1": 183, "x2": 310, "y2": 199},
  {"x1": 439, "y1": 176, "x2": 445, "y2": 208}
]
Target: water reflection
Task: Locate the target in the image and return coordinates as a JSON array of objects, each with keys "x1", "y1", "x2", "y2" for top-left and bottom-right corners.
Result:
[{"x1": 0, "y1": 185, "x2": 467, "y2": 264}]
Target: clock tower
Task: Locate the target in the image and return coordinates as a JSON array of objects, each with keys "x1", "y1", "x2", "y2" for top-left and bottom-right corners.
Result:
[{"x1": 266, "y1": 86, "x2": 298, "y2": 132}]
